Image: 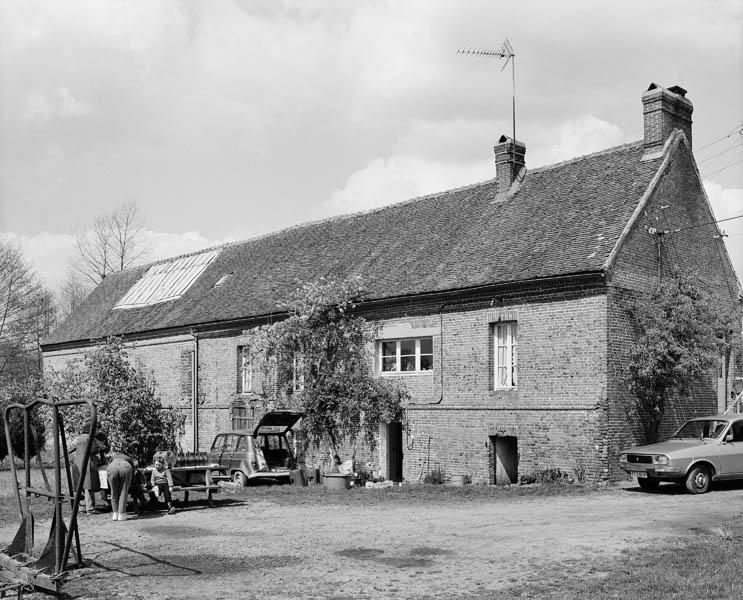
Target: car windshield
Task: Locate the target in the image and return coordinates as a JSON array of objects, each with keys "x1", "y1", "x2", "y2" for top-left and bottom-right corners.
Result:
[{"x1": 671, "y1": 419, "x2": 728, "y2": 440}]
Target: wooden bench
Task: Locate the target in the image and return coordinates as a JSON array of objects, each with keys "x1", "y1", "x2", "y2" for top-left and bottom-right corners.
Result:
[{"x1": 170, "y1": 484, "x2": 221, "y2": 507}]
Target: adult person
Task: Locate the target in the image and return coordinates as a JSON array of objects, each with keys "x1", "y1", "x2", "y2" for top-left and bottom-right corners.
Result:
[
  {"x1": 70, "y1": 422, "x2": 103, "y2": 514},
  {"x1": 107, "y1": 452, "x2": 136, "y2": 522}
]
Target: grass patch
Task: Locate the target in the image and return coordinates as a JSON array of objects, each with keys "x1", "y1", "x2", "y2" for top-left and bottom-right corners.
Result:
[
  {"x1": 491, "y1": 534, "x2": 743, "y2": 600},
  {"x1": 232, "y1": 478, "x2": 603, "y2": 507}
]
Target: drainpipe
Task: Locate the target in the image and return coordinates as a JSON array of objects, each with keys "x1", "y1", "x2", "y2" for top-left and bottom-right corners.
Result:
[
  {"x1": 191, "y1": 332, "x2": 200, "y2": 452},
  {"x1": 409, "y1": 300, "x2": 453, "y2": 407}
]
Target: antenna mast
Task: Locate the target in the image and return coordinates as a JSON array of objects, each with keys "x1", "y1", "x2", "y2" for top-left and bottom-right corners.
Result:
[{"x1": 457, "y1": 39, "x2": 516, "y2": 143}]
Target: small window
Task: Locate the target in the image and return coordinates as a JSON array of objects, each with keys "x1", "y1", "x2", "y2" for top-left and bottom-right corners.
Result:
[
  {"x1": 235, "y1": 435, "x2": 249, "y2": 451},
  {"x1": 210, "y1": 434, "x2": 226, "y2": 452},
  {"x1": 292, "y1": 353, "x2": 305, "y2": 392},
  {"x1": 379, "y1": 337, "x2": 434, "y2": 374},
  {"x1": 231, "y1": 400, "x2": 251, "y2": 431},
  {"x1": 237, "y1": 346, "x2": 252, "y2": 394},
  {"x1": 494, "y1": 322, "x2": 517, "y2": 389}
]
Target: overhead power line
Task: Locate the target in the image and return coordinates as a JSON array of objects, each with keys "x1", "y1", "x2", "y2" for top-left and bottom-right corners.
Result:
[
  {"x1": 697, "y1": 143, "x2": 741, "y2": 164},
  {"x1": 701, "y1": 151, "x2": 743, "y2": 178},
  {"x1": 657, "y1": 213, "x2": 743, "y2": 235},
  {"x1": 695, "y1": 123, "x2": 743, "y2": 152}
]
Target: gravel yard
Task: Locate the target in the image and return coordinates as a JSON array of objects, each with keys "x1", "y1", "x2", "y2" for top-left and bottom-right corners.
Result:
[{"x1": 3, "y1": 481, "x2": 743, "y2": 599}]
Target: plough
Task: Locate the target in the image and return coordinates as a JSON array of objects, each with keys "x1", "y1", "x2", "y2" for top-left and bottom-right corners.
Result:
[{"x1": 1, "y1": 396, "x2": 96, "y2": 596}]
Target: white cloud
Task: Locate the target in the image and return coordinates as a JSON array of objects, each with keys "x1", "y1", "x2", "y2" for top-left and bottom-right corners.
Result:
[
  {"x1": 147, "y1": 231, "x2": 234, "y2": 262},
  {"x1": 0, "y1": 231, "x2": 75, "y2": 290},
  {"x1": 22, "y1": 87, "x2": 92, "y2": 125},
  {"x1": 325, "y1": 155, "x2": 492, "y2": 214},
  {"x1": 703, "y1": 181, "x2": 743, "y2": 281},
  {"x1": 527, "y1": 115, "x2": 628, "y2": 168}
]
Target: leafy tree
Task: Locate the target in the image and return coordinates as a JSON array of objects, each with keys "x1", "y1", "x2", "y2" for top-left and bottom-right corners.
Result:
[
  {"x1": 0, "y1": 376, "x2": 47, "y2": 462},
  {"x1": 628, "y1": 273, "x2": 732, "y2": 443},
  {"x1": 73, "y1": 200, "x2": 152, "y2": 285},
  {"x1": 249, "y1": 278, "x2": 407, "y2": 457},
  {"x1": 47, "y1": 338, "x2": 184, "y2": 465}
]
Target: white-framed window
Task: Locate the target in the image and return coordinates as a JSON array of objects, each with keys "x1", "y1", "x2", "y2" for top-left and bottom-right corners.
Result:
[
  {"x1": 379, "y1": 337, "x2": 434, "y2": 373},
  {"x1": 494, "y1": 322, "x2": 517, "y2": 389},
  {"x1": 238, "y1": 346, "x2": 252, "y2": 393}
]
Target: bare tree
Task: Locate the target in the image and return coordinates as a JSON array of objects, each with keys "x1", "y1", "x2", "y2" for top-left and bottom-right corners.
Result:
[
  {"x1": 57, "y1": 268, "x2": 93, "y2": 321},
  {"x1": 0, "y1": 241, "x2": 55, "y2": 379},
  {"x1": 73, "y1": 200, "x2": 152, "y2": 284}
]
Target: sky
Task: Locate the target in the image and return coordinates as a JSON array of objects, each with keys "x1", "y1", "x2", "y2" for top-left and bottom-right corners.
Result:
[{"x1": 1, "y1": 0, "x2": 742, "y2": 292}]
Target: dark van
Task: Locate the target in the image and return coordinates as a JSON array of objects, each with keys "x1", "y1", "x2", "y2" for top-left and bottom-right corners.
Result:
[{"x1": 208, "y1": 411, "x2": 302, "y2": 486}]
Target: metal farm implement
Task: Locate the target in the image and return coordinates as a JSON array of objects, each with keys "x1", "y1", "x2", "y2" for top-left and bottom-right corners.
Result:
[{"x1": 1, "y1": 397, "x2": 96, "y2": 596}]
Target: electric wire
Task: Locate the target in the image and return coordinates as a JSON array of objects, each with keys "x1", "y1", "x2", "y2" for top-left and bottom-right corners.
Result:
[
  {"x1": 702, "y1": 152, "x2": 743, "y2": 178},
  {"x1": 696, "y1": 143, "x2": 741, "y2": 164},
  {"x1": 695, "y1": 123, "x2": 743, "y2": 152}
]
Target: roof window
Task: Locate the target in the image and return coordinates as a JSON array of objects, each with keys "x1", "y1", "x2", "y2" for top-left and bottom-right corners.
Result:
[{"x1": 114, "y1": 249, "x2": 221, "y2": 309}]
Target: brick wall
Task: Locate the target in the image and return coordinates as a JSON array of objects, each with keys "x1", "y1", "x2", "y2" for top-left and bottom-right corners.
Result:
[
  {"x1": 606, "y1": 141, "x2": 742, "y2": 479},
  {"x1": 43, "y1": 284, "x2": 611, "y2": 484}
]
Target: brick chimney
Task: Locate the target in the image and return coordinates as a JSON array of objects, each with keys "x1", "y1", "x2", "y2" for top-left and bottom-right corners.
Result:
[
  {"x1": 642, "y1": 83, "x2": 693, "y2": 154},
  {"x1": 494, "y1": 135, "x2": 526, "y2": 194}
]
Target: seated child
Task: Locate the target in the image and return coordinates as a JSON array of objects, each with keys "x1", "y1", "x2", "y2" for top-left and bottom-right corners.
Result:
[{"x1": 150, "y1": 457, "x2": 176, "y2": 515}]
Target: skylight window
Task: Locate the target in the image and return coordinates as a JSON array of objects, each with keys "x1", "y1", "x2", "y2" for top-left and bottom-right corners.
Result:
[{"x1": 115, "y1": 249, "x2": 221, "y2": 309}]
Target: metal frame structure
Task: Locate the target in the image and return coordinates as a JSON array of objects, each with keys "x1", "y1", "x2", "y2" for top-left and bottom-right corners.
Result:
[{"x1": 1, "y1": 396, "x2": 96, "y2": 595}]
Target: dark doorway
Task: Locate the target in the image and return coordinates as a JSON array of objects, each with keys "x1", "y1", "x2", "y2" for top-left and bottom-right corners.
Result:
[
  {"x1": 491, "y1": 435, "x2": 518, "y2": 485},
  {"x1": 385, "y1": 422, "x2": 403, "y2": 482}
]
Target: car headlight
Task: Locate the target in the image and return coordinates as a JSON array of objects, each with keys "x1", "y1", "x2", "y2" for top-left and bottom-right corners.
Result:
[
  {"x1": 654, "y1": 455, "x2": 669, "y2": 465},
  {"x1": 620, "y1": 453, "x2": 628, "y2": 462}
]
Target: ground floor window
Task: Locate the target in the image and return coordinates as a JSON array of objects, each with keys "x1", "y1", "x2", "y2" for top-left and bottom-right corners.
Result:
[{"x1": 231, "y1": 400, "x2": 252, "y2": 430}]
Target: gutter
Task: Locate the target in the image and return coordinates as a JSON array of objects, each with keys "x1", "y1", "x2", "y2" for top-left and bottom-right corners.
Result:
[{"x1": 41, "y1": 271, "x2": 607, "y2": 353}]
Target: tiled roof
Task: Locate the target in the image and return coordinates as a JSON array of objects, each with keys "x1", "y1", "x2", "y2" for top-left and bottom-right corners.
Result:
[{"x1": 44, "y1": 141, "x2": 663, "y2": 346}]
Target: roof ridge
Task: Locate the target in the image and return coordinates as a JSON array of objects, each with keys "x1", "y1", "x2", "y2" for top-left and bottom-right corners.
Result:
[
  {"x1": 118, "y1": 242, "x2": 234, "y2": 274},
  {"x1": 222, "y1": 176, "x2": 498, "y2": 249},
  {"x1": 526, "y1": 140, "x2": 645, "y2": 175},
  {"x1": 117, "y1": 140, "x2": 651, "y2": 277}
]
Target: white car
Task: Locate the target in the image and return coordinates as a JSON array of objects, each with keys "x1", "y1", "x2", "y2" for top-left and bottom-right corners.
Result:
[{"x1": 619, "y1": 413, "x2": 743, "y2": 494}]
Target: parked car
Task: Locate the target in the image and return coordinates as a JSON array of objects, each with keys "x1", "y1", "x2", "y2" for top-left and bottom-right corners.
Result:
[
  {"x1": 619, "y1": 413, "x2": 743, "y2": 494},
  {"x1": 208, "y1": 411, "x2": 302, "y2": 486}
]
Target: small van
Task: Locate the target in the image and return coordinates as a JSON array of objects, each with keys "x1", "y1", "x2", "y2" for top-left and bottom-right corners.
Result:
[{"x1": 208, "y1": 411, "x2": 302, "y2": 486}]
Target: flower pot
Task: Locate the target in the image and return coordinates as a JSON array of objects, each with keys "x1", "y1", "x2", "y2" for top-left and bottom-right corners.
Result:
[{"x1": 322, "y1": 473, "x2": 351, "y2": 490}]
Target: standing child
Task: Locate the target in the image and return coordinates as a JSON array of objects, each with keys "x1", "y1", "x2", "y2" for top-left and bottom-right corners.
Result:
[{"x1": 150, "y1": 458, "x2": 176, "y2": 515}]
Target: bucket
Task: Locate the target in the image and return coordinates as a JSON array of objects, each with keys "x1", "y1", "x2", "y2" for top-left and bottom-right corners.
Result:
[
  {"x1": 303, "y1": 467, "x2": 321, "y2": 485},
  {"x1": 322, "y1": 473, "x2": 351, "y2": 490},
  {"x1": 450, "y1": 474, "x2": 467, "y2": 487}
]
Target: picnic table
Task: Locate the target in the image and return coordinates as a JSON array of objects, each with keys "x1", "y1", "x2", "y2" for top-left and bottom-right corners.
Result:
[{"x1": 141, "y1": 464, "x2": 230, "y2": 508}]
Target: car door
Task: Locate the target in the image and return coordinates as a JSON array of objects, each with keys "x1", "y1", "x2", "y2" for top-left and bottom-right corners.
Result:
[
  {"x1": 233, "y1": 434, "x2": 250, "y2": 475},
  {"x1": 720, "y1": 421, "x2": 743, "y2": 476}
]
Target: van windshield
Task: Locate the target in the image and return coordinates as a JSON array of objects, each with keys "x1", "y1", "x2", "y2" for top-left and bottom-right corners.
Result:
[{"x1": 671, "y1": 419, "x2": 728, "y2": 440}]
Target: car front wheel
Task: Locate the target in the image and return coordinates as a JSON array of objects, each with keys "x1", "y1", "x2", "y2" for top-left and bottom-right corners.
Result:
[
  {"x1": 685, "y1": 465, "x2": 711, "y2": 494},
  {"x1": 233, "y1": 471, "x2": 247, "y2": 487},
  {"x1": 637, "y1": 478, "x2": 659, "y2": 492}
]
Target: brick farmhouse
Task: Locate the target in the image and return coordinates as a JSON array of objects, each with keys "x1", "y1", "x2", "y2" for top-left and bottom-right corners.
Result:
[{"x1": 42, "y1": 83, "x2": 742, "y2": 483}]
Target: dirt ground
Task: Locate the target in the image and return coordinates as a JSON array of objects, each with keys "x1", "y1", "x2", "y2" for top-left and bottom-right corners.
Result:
[{"x1": 3, "y1": 481, "x2": 743, "y2": 600}]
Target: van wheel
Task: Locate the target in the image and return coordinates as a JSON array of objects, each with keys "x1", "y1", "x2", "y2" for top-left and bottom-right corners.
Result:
[
  {"x1": 233, "y1": 471, "x2": 247, "y2": 487},
  {"x1": 685, "y1": 466, "x2": 711, "y2": 494}
]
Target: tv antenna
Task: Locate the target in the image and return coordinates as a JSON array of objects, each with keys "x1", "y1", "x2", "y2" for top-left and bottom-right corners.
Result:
[{"x1": 458, "y1": 39, "x2": 516, "y2": 144}]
